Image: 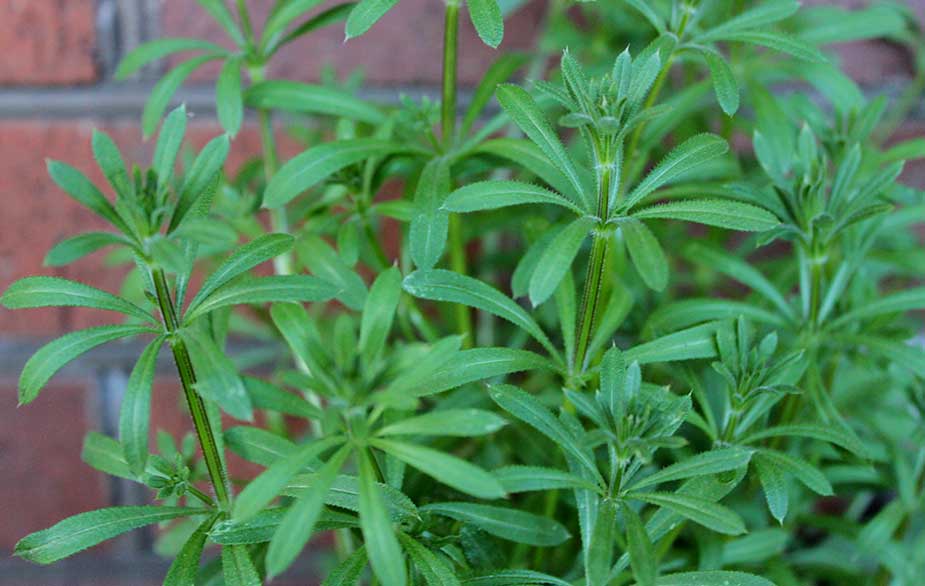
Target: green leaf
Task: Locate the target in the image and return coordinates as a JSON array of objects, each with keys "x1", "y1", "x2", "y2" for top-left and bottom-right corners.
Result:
[
  {"x1": 404, "y1": 269, "x2": 555, "y2": 354},
  {"x1": 226, "y1": 425, "x2": 297, "y2": 467},
  {"x1": 489, "y1": 384, "x2": 602, "y2": 484},
  {"x1": 46, "y1": 160, "x2": 129, "y2": 234},
  {"x1": 754, "y1": 456, "x2": 788, "y2": 523},
  {"x1": 360, "y1": 266, "x2": 402, "y2": 369},
  {"x1": 410, "y1": 348, "x2": 553, "y2": 397},
  {"x1": 698, "y1": 0, "x2": 799, "y2": 40},
  {"x1": 629, "y1": 448, "x2": 753, "y2": 490},
  {"x1": 399, "y1": 534, "x2": 462, "y2": 586},
  {"x1": 345, "y1": 0, "x2": 399, "y2": 39},
  {"x1": 92, "y1": 130, "x2": 132, "y2": 199},
  {"x1": 378, "y1": 409, "x2": 506, "y2": 437},
  {"x1": 621, "y1": 218, "x2": 668, "y2": 291},
  {"x1": 185, "y1": 233, "x2": 295, "y2": 317},
  {"x1": 116, "y1": 38, "x2": 226, "y2": 79},
  {"x1": 185, "y1": 275, "x2": 338, "y2": 323},
  {"x1": 169, "y1": 134, "x2": 230, "y2": 233},
  {"x1": 196, "y1": 0, "x2": 245, "y2": 45},
  {"x1": 477, "y1": 138, "x2": 583, "y2": 201},
  {"x1": 496, "y1": 84, "x2": 587, "y2": 206},
  {"x1": 244, "y1": 377, "x2": 322, "y2": 419},
  {"x1": 2, "y1": 276, "x2": 151, "y2": 322},
  {"x1": 371, "y1": 438, "x2": 506, "y2": 499},
  {"x1": 266, "y1": 445, "x2": 351, "y2": 578},
  {"x1": 180, "y1": 328, "x2": 253, "y2": 421},
  {"x1": 119, "y1": 338, "x2": 163, "y2": 475},
  {"x1": 467, "y1": 0, "x2": 504, "y2": 48},
  {"x1": 684, "y1": 243, "x2": 794, "y2": 320},
  {"x1": 586, "y1": 499, "x2": 617, "y2": 586},
  {"x1": 717, "y1": 31, "x2": 826, "y2": 62},
  {"x1": 600, "y1": 345, "x2": 626, "y2": 418},
  {"x1": 494, "y1": 465, "x2": 599, "y2": 493},
  {"x1": 645, "y1": 298, "x2": 785, "y2": 335},
  {"x1": 153, "y1": 105, "x2": 188, "y2": 193},
  {"x1": 216, "y1": 57, "x2": 243, "y2": 136},
  {"x1": 222, "y1": 545, "x2": 261, "y2": 586},
  {"x1": 410, "y1": 158, "x2": 451, "y2": 270},
  {"x1": 423, "y1": 502, "x2": 570, "y2": 547},
  {"x1": 266, "y1": 139, "x2": 404, "y2": 208},
  {"x1": 18, "y1": 325, "x2": 153, "y2": 405},
  {"x1": 529, "y1": 216, "x2": 594, "y2": 306},
  {"x1": 623, "y1": 134, "x2": 728, "y2": 211},
  {"x1": 633, "y1": 198, "x2": 779, "y2": 231},
  {"x1": 297, "y1": 235, "x2": 368, "y2": 310},
  {"x1": 625, "y1": 322, "x2": 719, "y2": 364},
  {"x1": 271, "y1": 3, "x2": 357, "y2": 53},
  {"x1": 829, "y1": 287, "x2": 925, "y2": 330},
  {"x1": 464, "y1": 570, "x2": 572, "y2": 586},
  {"x1": 262, "y1": 0, "x2": 327, "y2": 47},
  {"x1": 740, "y1": 424, "x2": 867, "y2": 457},
  {"x1": 163, "y1": 515, "x2": 215, "y2": 586},
  {"x1": 700, "y1": 49, "x2": 739, "y2": 116},
  {"x1": 755, "y1": 449, "x2": 832, "y2": 496},
  {"x1": 285, "y1": 474, "x2": 420, "y2": 522},
  {"x1": 322, "y1": 546, "x2": 368, "y2": 586},
  {"x1": 233, "y1": 436, "x2": 344, "y2": 521},
  {"x1": 443, "y1": 180, "x2": 581, "y2": 214},
  {"x1": 15, "y1": 506, "x2": 204, "y2": 564},
  {"x1": 143, "y1": 54, "x2": 221, "y2": 138},
  {"x1": 648, "y1": 571, "x2": 775, "y2": 586},
  {"x1": 82, "y1": 432, "x2": 134, "y2": 479},
  {"x1": 623, "y1": 503, "x2": 656, "y2": 586},
  {"x1": 624, "y1": 0, "x2": 665, "y2": 32},
  {"x1": 44, "y1": 232, "x2": 129, "y2": 267},
  {"x1": 246, "y1": 80, "x2": 384, "y2": 124},
  {"x1": 358, "y1": 448, "x2": 407, "y2": 586},
  {"x1": 627, "y1": 492, "x2": 746, "y2": 535}
]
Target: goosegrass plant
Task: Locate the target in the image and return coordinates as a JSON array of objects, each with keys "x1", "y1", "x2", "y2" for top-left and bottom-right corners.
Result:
[{"x1": 3, "y1": 0, "x2": 925, "y2": 585}]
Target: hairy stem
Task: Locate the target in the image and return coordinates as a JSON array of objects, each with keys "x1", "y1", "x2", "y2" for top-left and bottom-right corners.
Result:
[
  {"x1": 573, "y1": 231, "x2": 609, "y2": 373},
  {"x1": 152, "y1": 269, "x2": 231, "y2": 509},
  {"x1": 441, "y1": 0, "x2": 473, "y2": 346}
]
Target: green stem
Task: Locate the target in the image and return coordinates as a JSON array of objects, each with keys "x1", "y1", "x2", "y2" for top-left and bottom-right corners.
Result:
[
  {"x1": 573, "y1": 230, "x2": 609, "y2": 373},
  {"x1": 441, "y1": 0, "x2": 473, "y2": 346},
  {"x1": 235, "y1": 0, "x2": 255, "y2": 46},
  {"x1": 152, "y1": 269, "x2": 231, "y2": 509}
]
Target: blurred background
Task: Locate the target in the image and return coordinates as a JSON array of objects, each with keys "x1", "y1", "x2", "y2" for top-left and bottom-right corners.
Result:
[{"x1": 0, "y1": 0, "x2": 922, "y2": 583}]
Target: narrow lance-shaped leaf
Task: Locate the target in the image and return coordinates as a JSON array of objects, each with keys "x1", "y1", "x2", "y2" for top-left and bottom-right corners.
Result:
[
  {"x1": 266, "y1": 445, "x2": 351, "y2": 578},
  {"x1": 152, "y1": 105, "x2": 188, "y2": 194},
  {"x1": 216, "y1": 57, "x2": 243, "y2": 136},
  {"x1": 410, "y1": 157, "x2": 451, "y2": 270},
  {"x1": 623, "y1": 134, "x2": 729, "y2": 211},
  {"x1": 116, "y1": 38, "x2": 227, "y2": 79},
  {"x1": 586, "y1": 499, "x2": 617, "y2": 586},
  {"x1": 371, "y1": 438, "x2": 506, "y2": 499},
  {"x1": 15, "y1": 506, "x2": 205, "y2": 564},
  {"x1": 529, "y1": 216, "x2": 594, "y2": 307},
  {"x1": 360, "y1": 266, "x2": 402, "y2": 369},
  {"x1": 443, "y1": 180, "x2": 582, "y2": 214},
  {"x1": 143, "y1": 54, "x2": 222, "y2": 138},
  {"x1": 233, "y1": 436, "x2": 344, "y2": 521},
  {"x1": 357, "y1": 448, "x2": 407, "y2": 586},
  {"x1": 44, "y1": 232, "x2": 131, "y2": 267},
  {"x1": 185, "y1": 233, "x2": 295, "y2": 317},
  {"x1": 163, "y1": 515, "x2": 217, "y2": 586},
  {"x1": 222, "y1": 545, "x2": 261, "y2": 586},
  {"x1": 18, "y1": 325, "x2": 155, "y2": 405},
  {"x1": 467, "y1": 0, "x2": 504, "y2": 48},
  {"x1": 621, "y1": 218, "x2": 668, "y2": 291},
  {"x1": 754, "y1": 456, "x2": 788, "y2": 524},
  {"x1": 92, "y1": 130, "x2": 133, "y2": 199},
  {"x1": 297, "y1": 235, "x2": 369, "y2": 310},
  {"x1": 496, "y1": 84, "x2": 588, "y2": 206},
  {"x1": 185, "y1": 275, "x2": 339, "y2": 323},
  {"x1": 345, "y1": 0, "x2": 400, "y2": 40},
  {"x1": 2, "y1": 276, "x2": 152, "y2": 322},
  {"x1": 378, "y1": 408, "x2": 507, "y2": 437},
  {"x1": 494, "y1": 465, "x2": 600, "y2": 494},
  {"x1": 245, "y1": 80, "x2": 385, "y2": 124},
  {"x1": 403, "y1": 269, "x2": 557, "y2": 355},
  {"x1": 46, "y1": 160, "x2": 130, "y2": 234},
  {"x1": 652, "y1": 571, "x2": 776, "y2": 586},
  {"x1": 698, "y1": 0, "x2": 800, "y2": 40},
  {"x1": 628, "y1": 448, "x2": 754, "y2": 490},
  {"x1": 168, "y1": 133, "x2": 230, "y2": 233},
  {"x1": 422, "y1": 502, "x2": 571, "y2": 547},
  {"x1": 462, "y1": 53, "x2": 528, "y2": 134},
  {"x1": 120, "y1": 337, "x2": 163, "y2": 475},
  {"x1": 180, "y1": 328, "x2": 253, "y2": 421},
  {"x1": 322, "y1": 546, "x2": 369, "y2": 586},
  {"x1": 628, "y1": 492, "x2": 746, "y2": 535},
  {"x1": 623, "y1": 503, "x2": 656, "y2": 586},
  {"x1": 261, "y1": 0, "x2": 328, "y2": 49},
  {"x1": 624, "y1": 322, "x2": 720, "y2": 364},
  {"x1": 399, "y1": 533, "x2": 462, "y2": 586}
]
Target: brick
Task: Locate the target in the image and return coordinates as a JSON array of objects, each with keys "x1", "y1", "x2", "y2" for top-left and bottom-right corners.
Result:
[
  {"x1": 162, "y1": 0, "x2": 545, "y2": 86},
  {"x1": 0, "y1": 0, "x2": 97, "y2": 85},
  {"x1": 0, "y1": 381, "x2": 105, "y2": 552}
]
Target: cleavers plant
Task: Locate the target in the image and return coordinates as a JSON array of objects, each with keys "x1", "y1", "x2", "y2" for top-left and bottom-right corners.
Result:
[{"x1": 2, "y1": 0, "x2": 924, "y2": 585}]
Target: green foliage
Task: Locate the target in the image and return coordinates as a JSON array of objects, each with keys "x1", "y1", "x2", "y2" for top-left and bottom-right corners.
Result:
[{"x1": 5, "y1": 0, "x2": 925, "y2": 585}]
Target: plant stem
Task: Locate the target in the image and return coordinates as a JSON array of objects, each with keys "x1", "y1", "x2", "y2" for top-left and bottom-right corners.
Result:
[
  {"x1": 152, "y1": 269, "x2": 231, "y2": 510},
  {"x1": 441, "y1": 0, "x2": 473, "y2": 346},
  {"x1": 573, "y1": 230, "x2": 609, "y2": 373}
]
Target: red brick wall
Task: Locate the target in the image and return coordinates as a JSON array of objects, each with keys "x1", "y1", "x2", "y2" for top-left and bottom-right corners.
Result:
[{"x1": 0, "y1": 1, "x2": 922, "y2": 583}]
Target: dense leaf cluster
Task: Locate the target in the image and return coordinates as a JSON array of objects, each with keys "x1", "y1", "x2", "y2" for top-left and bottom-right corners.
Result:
[{"x1": 3, "y1": 0, "x2": 924, "y2": 585}]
